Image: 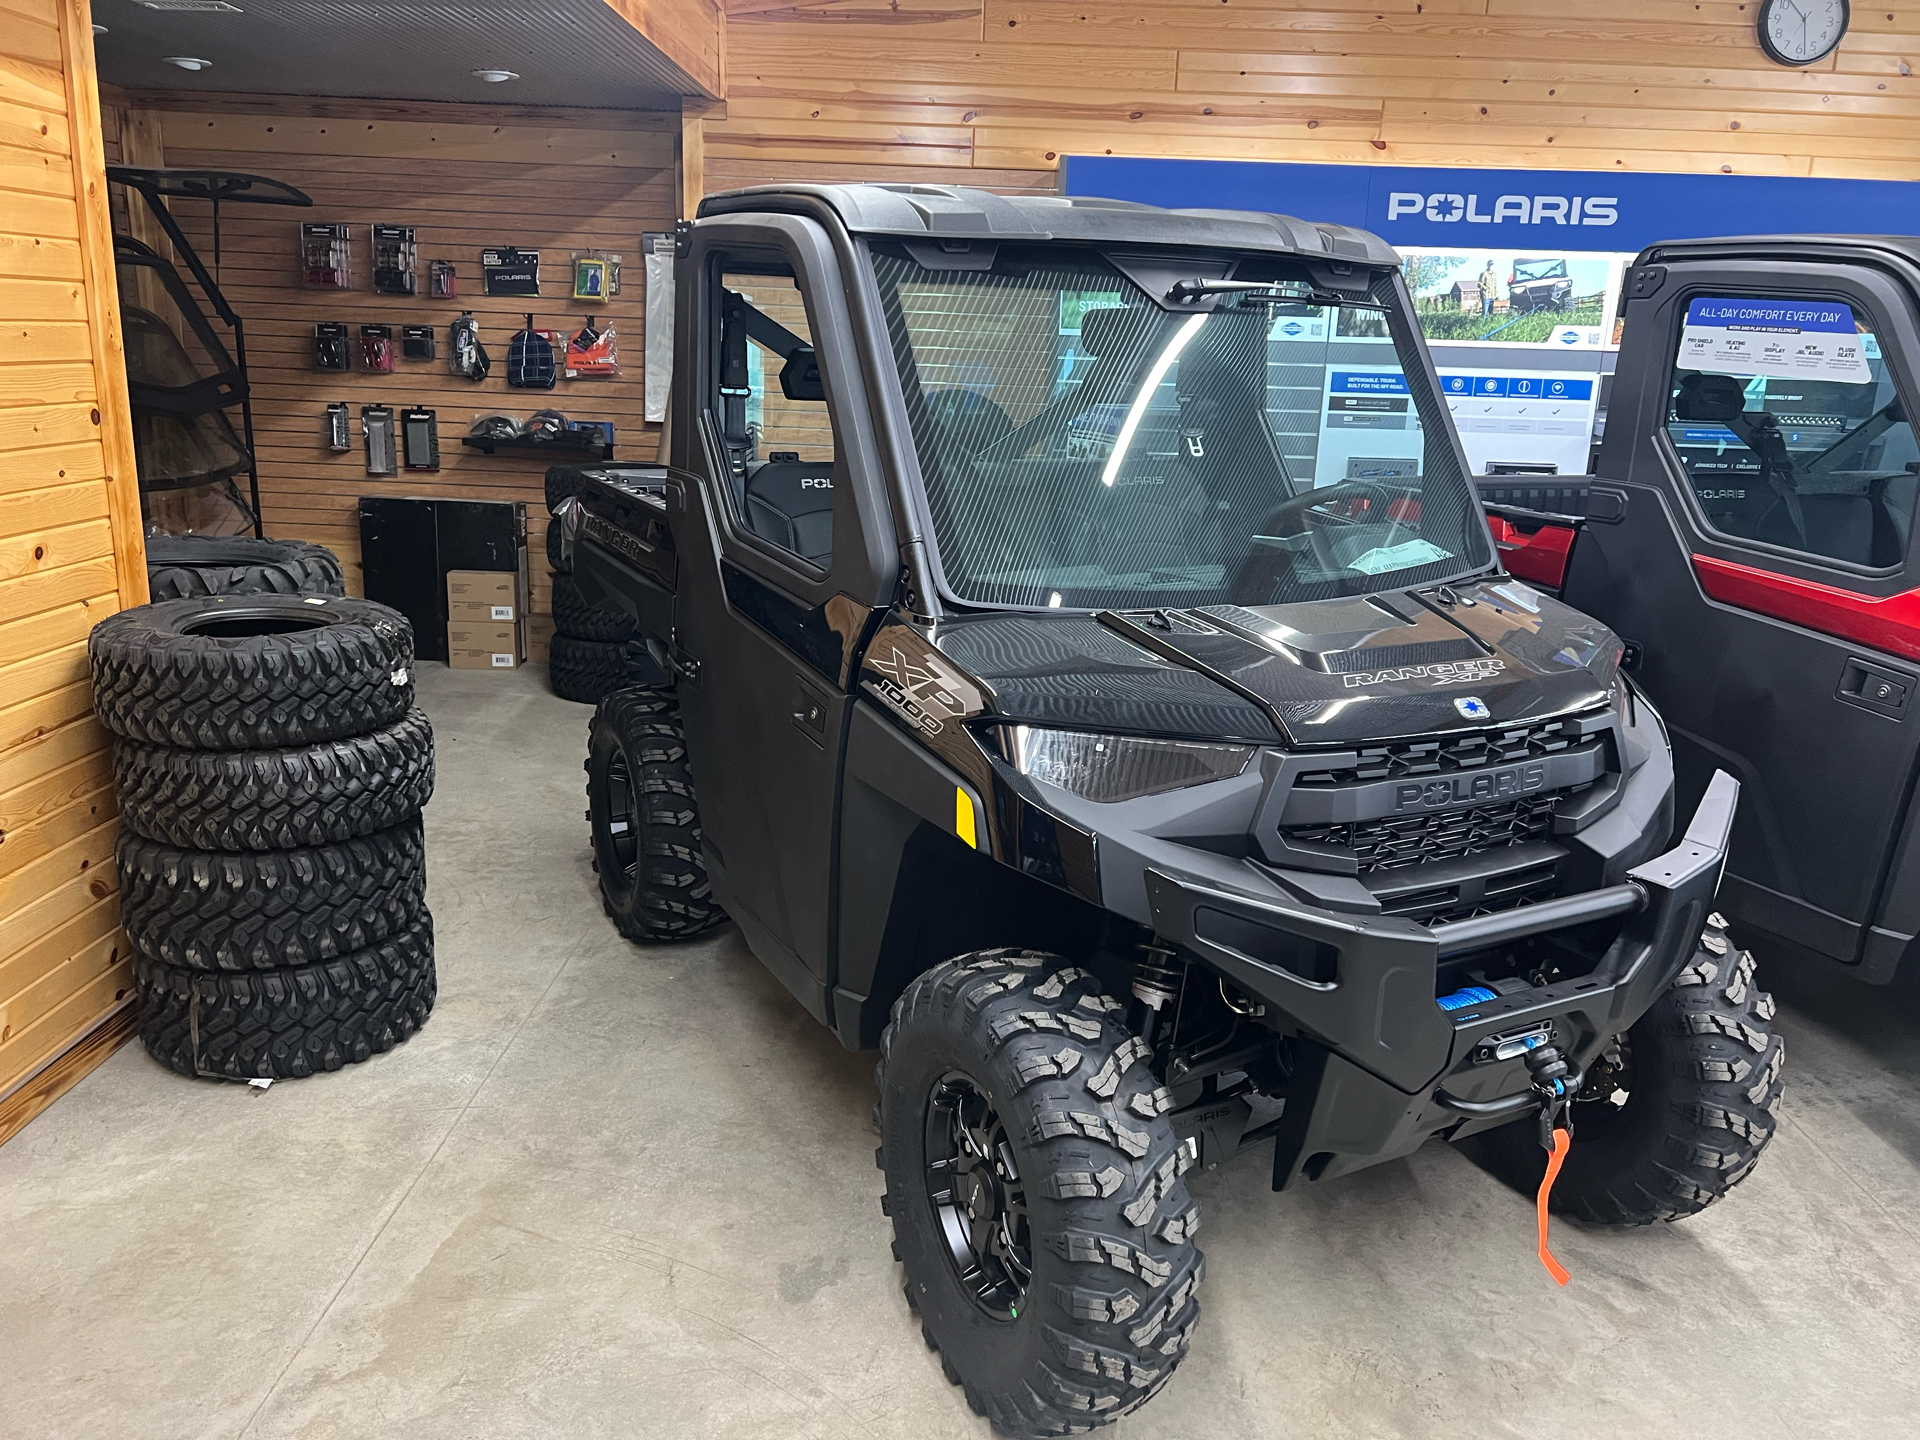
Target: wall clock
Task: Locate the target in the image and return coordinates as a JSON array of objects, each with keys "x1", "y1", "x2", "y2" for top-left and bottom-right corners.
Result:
[{"x1": 1758, "y1": 0, "x2": 1849, "y2": 66}]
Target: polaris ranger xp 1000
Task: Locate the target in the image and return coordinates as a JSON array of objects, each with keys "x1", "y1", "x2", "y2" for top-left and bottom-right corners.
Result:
[{"x1": 566, "y1": 186, "x2": 1783, "y2": 1437}]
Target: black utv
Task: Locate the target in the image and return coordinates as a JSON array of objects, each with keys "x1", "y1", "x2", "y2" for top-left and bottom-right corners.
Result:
[
  {"x1": 563, "y1": 186, "x2": 1784, "y2": 1437},
  {"x1": 1508, "y1": 256, "x2": 1574, "y2": 313}
]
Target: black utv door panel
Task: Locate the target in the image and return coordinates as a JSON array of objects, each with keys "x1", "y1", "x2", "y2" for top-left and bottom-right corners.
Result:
[
  {"x1": 1568, "y1": 251, "x2": 1920, "y2": 975},
  {"x1": 666, "y1": 216, "x2": 895, "y2": 1021}
]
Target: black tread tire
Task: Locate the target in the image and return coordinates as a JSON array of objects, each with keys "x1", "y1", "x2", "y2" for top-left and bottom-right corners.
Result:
[
  {"x1": 1477, "y1": 913, "x2": 1785, "y2": 1225},
  {"x1": 145, "y1": 534, "x2": 346, "y2": 601},
  {"x1": 878, "y1": 951, "x2": 1202, "y2": 1436},
  {"x1": 550, "y1": 633, "x2": 651, "y2": 705},
  {"x1": 545, "y1": 463, "x2": 597, "y2": 514},
  {"x1": 134, "y1": 912, "x2": 436, "y2": 1081},
  {"x1": 114, "y1": 708, "x2": 435, "y2": 850},
  {"x1": 546, "y1": 520, "x2": 569, "y2": 574},
  {"x1": 117, "y1": 819, "x2": 427, "y2": 971},
  {"x1": 90, "y1": 594, "x2": 415, "y2": 750},
  {"x1": 586, "y1": 687, "x2": 725, "y2": 941},
  {"x1": 551, "y1": 571, "x2": 636, "y2": 642}
]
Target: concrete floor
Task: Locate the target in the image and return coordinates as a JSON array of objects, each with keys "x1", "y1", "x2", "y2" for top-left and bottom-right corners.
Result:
[{"x1": 4, "y1": 662, "x2": 1918, "y2": 1439}]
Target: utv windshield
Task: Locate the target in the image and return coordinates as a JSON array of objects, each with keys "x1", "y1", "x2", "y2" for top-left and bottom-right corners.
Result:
[
  {"x1": 1513, "y1": 259, "x2": 1568, "y2": 282},
  {"x1": 870, "y1": 245, "x2": 1489, "y2": 610}
]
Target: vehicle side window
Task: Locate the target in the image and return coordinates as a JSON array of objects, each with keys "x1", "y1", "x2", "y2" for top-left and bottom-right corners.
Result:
[
  {"x1": 1666, "y1": 295, "x2": 1918, "y2": 569},
  {"x1": 710, "y1": 260, "x2": 837, "y2": 569}
]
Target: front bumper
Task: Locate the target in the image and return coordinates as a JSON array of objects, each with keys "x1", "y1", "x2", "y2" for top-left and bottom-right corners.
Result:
[{"x1": 1143, "y1": 771, "x2": 1739, "y2": 1189}]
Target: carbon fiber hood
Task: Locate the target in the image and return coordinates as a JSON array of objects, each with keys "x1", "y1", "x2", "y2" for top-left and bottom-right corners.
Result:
[{"x1": 933, "y1": 578, "x2": 1618, "y2": 747}]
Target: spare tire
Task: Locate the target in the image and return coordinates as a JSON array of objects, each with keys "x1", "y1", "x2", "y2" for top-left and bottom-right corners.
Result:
[
  {"x1": 90, "y1": 594, "x2": 414, "y2": 750},
  {"x1": 145, "y1": 535, "x2": 346, "y2": 601},
  {"x1": 118, "y1": 819, "x2": 427, "y2": 971},
  {"x1": 551, "y1": 571, "x2": 635, "y2": 642},
  {"x1": 134, "y1": 912, "x2": 436, "y2": 1080},
  {"x1": 114, "y1": 707, "x2": 435, "y2": 850},
  {"x1": 546, "y1": 518, "x2": 569, "y2": 575},
  {"x1": 545, "y1": 463, "x2": 598, "y2": 514}
]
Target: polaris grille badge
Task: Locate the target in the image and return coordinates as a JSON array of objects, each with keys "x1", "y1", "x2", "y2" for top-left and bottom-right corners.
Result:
[{"x1": 1455, "y1": 696, "x2": 1491, "y2": 720}]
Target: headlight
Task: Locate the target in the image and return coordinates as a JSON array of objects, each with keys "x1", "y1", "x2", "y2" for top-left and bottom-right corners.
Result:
[{"x1": 1002, "y1": 726, "x2": 1254, "y2": 803}]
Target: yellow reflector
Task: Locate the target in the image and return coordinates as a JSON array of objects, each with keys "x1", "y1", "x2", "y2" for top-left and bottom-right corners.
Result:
[{"x1": 955, "y1": 787, "x2": 978, "y2": 849}]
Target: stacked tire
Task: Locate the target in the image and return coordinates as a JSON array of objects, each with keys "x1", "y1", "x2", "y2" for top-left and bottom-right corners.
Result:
[
  {"x1": 90, "y1": 592, "x2": 437, "y2": 1081},
  {"x1": 544, "y1": 463, "x2": 656, "y2": 704},
  {"x1": 145, "y1": 532, "x2": 348, "y2": 601}
]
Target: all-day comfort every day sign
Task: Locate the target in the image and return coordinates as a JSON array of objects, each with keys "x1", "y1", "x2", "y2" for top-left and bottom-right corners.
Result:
[{"x1": 1680, "y1": 298, "x2": 1872, "y2": 384}]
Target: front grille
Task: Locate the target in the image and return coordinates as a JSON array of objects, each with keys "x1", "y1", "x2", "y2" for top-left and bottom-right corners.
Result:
[
  {"x1": 1289, "y1": 792, "x2": 1560, "y2": 873},
  {"x1": 1292, "y1": 717, "x2": 1590, "y2": 792},
  {"x1": 1373, "y1": 857, "x2": 1563, "y2": 926}
]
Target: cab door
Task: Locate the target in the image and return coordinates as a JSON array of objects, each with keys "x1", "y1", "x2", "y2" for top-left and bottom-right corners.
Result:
[
  {"x1": 1566, "y1": 252, "x2": 1920, "y2": 977},
  {"x1": 666, "y1": 216, "x2": 897, "y2": 1020}
]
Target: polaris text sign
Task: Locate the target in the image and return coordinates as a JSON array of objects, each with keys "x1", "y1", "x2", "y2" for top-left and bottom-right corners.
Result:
[
  {"x1": 1395, "y1": 762, "x2": 1547, "y2": 813},
  {"x1": 1062, "y1": 157, "x2": 1920, "y2": 254},
  {"x1": 1384, "y1": 191, "x2": 1617, "y2": 230}
]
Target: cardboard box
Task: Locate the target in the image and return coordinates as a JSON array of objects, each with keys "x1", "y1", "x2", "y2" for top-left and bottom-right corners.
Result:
[
  {"x1": 446, "y1": 569, "x2": 518, "y2": 623},
  {"x1": 447, "y1": 620, "x2": 521, "y2": 670}
]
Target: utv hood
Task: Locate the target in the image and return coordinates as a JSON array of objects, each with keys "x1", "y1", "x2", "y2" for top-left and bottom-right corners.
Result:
[{"x1": 933, "y1": 578, "x2": 1619, "y2": 747}]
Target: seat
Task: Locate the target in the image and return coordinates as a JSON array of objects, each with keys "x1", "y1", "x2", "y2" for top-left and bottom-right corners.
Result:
[{"x1": 743, "y1": 459, "x2": 834, "y2": 566}]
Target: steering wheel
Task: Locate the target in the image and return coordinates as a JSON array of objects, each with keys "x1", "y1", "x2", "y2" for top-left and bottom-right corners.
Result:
[{"x1": 1228, "y1": 479, "x2": 1405, "y2": 598}]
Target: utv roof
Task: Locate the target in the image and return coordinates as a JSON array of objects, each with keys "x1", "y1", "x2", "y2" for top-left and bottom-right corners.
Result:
[
  {"x1": 1635, "y1": 234, "x2": 1920, "y2": 269},
  {"x1": 697, "y1": 182, "x2": 1401, "y2": 267}
]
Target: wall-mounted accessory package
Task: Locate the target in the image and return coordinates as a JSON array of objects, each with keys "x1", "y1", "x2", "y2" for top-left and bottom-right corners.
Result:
[
  {"x1": 429, "y1": 259, "x2": 458, "y2": 298},
  {"x1": 300, "y1": 222, "x2": 352, "y2": 288},
  {"x1": 315, "y1": 321, "x2": 350, "y2": 370},
  {"x1": 450, "y1": 312, "x2": 490, "y2": 381},
  {"x1": 565, "y1": 317, "x2": 619, "y2": 378},
  {"x1": 402, "y1": 407, "x2": 440, "y2": 471},
  {"x1": 507, "y1": 315, "x2": 557, "y2": 389},
  {"x1": 571, "y1": 250, "x2": 623, "y2": 302},
  {"x1": 363, "y1": 403, "x2": 396, "y2": 476},
  {"x1": 402, "y1": 324, "x2": 436, "y2": 360},
  {"x1": 359, "y1": 323, "x2": 395, "y2": 373},
  {"x1": 371, "y1": 224, "x2": 418, "y2": 295},
  {"x1": 482, "y1": 246, "x2": 540, "y2": 297},
  {"x1": 325, "y1": 401, "x2": 352, "y2": 451}
]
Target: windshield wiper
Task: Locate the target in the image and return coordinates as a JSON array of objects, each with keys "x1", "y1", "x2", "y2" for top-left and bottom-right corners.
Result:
[{"x1": 1166, "y1": 277, "x2": 1385, "y2": 309}]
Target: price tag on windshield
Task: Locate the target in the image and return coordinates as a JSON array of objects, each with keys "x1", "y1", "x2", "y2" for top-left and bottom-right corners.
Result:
[
  {"x1": 1348, "y1": 539, "x2": 1454, "y2": 575},
  {"x1": 1680, "y1": 298, "x2": 1872, "y2": 384}
]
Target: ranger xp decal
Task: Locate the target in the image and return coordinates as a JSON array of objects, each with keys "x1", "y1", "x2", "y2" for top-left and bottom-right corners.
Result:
[
  {"x1": 1342, "y1": 658, "x2": 1507, "y2": 689},
  {"x1": 865, "y1": 641, "x2": 969, "y2": 736}
]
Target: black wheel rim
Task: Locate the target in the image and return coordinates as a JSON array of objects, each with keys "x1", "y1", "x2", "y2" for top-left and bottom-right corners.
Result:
[
  {"x1": 600, "y1": 740, "x2": 639, "y2": 887},
  {"x1": 924, "y1": 1070, "x2": 1031, "y2": 1321}
]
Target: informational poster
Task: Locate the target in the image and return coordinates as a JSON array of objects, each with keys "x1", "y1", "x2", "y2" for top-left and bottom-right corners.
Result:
[
  {"x1": 1679, "y1": 297, "x2": 1872, "y2": 383},
  {"x1": 1436, "y1": 370, "x2": 1599, "y2": 477},
  {"x1": 1400, "y1": 248, "x2": 1628, "y2": 350},
  {"x1": 1315, "y1": 367, "x2": 1424, "y2": 487}
]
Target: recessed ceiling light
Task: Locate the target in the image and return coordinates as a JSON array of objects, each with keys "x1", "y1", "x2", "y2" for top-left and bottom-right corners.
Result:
[
  {"x1": 92, "y1": 22, "x2": 106, "y2": 32},
  {"x1": 470, "y1": 69, "x2": 519, "y2": 83},
  {"x1": 141, "y1": 2, "x2": 244, "y2": 11},
  {"x1": 162, "y1": 56, "x2": 213, "y2": 71}
]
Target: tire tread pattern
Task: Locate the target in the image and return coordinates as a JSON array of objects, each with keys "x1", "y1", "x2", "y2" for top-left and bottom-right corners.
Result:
[
  {"x1": 134, "y1": 913, "x2": 436, "y2": 1080},
  {"x1": 114, "y1": 708, "x2": 435, "y2": 850},
  {"x1": 118, "y1": 820, "x2": 426, "y2": 970},
  {"x1": 587, "y1": 688, "x2": 726, "y2": 941},
  {"x1": 878, "y1": 951, "x2": 1202, "y2": 1436},
  {"x1": 90, "y1": 596, "x2": 414, "y2": 750},
  {"x1": 146, "y1": 536, "x2": 346, "y2": 601}
]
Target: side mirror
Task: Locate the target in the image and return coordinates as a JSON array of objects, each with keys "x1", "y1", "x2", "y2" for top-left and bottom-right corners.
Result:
[
  {"x1": 1674, "y1": 372, "x2": 1747, "y2": 423},
  {"x1": 780, "y1": 345, "x2": 825, "y2": 402}
]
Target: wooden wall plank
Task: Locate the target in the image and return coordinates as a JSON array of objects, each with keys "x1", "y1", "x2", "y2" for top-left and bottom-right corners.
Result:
[
  {"x1": 714, "y1": 6, "x2": 1920, "y2": 186},
  {"x1": 0, "y1": 0, "x2": 138, "y2": 1138}
]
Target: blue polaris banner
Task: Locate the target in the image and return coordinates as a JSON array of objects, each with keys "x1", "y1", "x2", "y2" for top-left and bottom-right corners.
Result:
[{"x1": 1062, "y1": 156, "x2": 1920, "y2": 254}]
